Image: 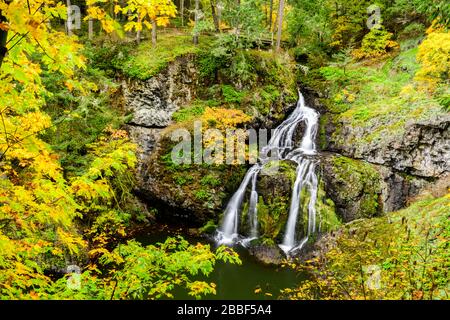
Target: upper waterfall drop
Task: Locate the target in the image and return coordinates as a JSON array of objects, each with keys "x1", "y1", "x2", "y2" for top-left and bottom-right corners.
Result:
[{"x1": 215, "y1": 91, "x2": 320, "y2": 255}]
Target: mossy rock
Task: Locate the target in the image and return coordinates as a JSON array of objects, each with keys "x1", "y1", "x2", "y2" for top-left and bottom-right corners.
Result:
[
  {"x1": 315, "y1": 177, "x2": 342, "y2": 233},
  {"x1": 320, "y1": 154, "x2": 383, "y2": 221},
  {"x1": 246, "y1": 160, "x2": 296, "y2": 242},
  {"x1": 139, "y1": 130, "x2": 248, "y2": 224},
  {"x1": 258, "y1": 160, "x2": 298, "y2": 197},
  {"x1": 248, "y1": 242, "x2": 285, "y2": 266},
  {"x1": 198, "y1": 220, "x2": 218, "y2": 235},
  {"x1": 238, "y1": 160, "x2": 341, "y2": 243}
]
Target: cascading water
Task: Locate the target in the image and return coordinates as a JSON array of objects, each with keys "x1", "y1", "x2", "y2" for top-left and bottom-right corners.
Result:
[{"x1": 215, "y1": 92, "x2": 320, "y2": 255}]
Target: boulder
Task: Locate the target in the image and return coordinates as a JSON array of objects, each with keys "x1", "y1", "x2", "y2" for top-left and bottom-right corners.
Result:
[
  {"x1": 319, "y1": 154, "x2": 383, "y2": 222},
  {"x1": 248, "y1": 243, "x2": 285, "y2": 265}
]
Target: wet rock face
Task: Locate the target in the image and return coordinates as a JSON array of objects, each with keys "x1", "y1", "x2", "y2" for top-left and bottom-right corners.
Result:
[
  {"x1": 123, "y1": 54, "x2": 198, "y2": 128},
  {"x1": 325, "y1": 113, "x2": 450, "y2": 179},
  {"x1": 376, "y1": 166, "x2": 430, "y2": 212},
  {"x1": 257, "y1": 162, "x2": 297, "y2": 200},
  {"x1": 125, "y1": 70, "x2": 197, "y2": 175},
  {"x1": 126, "y1": 126, "x2": 162, "y2": 174}
]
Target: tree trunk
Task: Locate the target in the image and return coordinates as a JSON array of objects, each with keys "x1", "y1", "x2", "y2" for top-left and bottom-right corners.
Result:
[
  {"x1": 151, "y1": 20, "x2": 157, "y2": 46},
  {"x1": 193, "y1": 0, "x2": 199, "y2": 45},
  {"x1": 217, "y1": 2, "x2": 222, "y2": 28},
  {"x1": 136, "y1": 17, "x2": 141, "y2": 44},
  {"x1": 66, "y1": 0, "x2": 72, "y2": 36},
  {"x1": 88, "y1": 5, "x2": 93, "y2": 40},
  {"x1": 136, "y1": 29, "x2": 141, "y2": 44},
  {"x1": 0, "y1": 10, "x2": 7, "y2": 68},
  {"x1": 210, "y1": 0, "x2": 219, "y2": 32},
  {"x1": 271, "y1": 1, "x2": 278, "y2": 46},
  {"x1": 235, "y1": 0, "x2": 241, "y2": 39},
  {"x1": 181, "y1": 0, "x2": 184, "y2": 27},
  {"x1": 275, "y1": 0, "x2": 284, "y2": 51},
  {"x1": 268, "y1": 0, "x2": 273, "y2": 31}
]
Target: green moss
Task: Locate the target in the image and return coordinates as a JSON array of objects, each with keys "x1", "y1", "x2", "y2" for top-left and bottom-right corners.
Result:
[
  {"x1": 239, "y1": 160, "x2": 341, "y2": 242},
  {"x1": 261, "y1": 160, "x2": 298, "y2": 184},
  {"x1": 290, "y1": 193, "x2": 450, "y2": 299},
  {"x1": 200, "y1": 174, "x2": 221, "y2": 187},
  {"x1": 331, "y1": 155, "x2": 382, "y2": 218},
  {"x1": 198, "y1": 220, "x2": 218, "y2": 234},
  {"x1": 222, "y1": 85, "x2": 247, "y2": 104},
  {"x1": 318, "y1": 115, "x2": 329, "y2": 149},
  {"x1": 253, "y1": 181, "x2": 341, "y2": 242},
  {"x1": 172, "y1": 101, "x2": 208, "y2": 122},
  {"x1": 254, "y1": 196, "x2": 290, "y2": 243},
  {"x1": 173, "y1": 173, "x2": 194, "y2": 186},
  {"x1": 312, "y1": 46, "x2": 447, "y2": 148},
  {"x1": 315, "y1": 179, "x2": 341, "y2": 233},
  {"x1": 121, "y1": 34, "x2": 213, "y2": 80},
  {"x1": 194, "y1": 189, "x2": 213, "y2": 201}
]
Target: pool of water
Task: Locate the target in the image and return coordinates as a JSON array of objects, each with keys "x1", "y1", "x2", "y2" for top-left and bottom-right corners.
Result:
[{"x1": 136, "y1": 229, "x2": 302, "y2": 300}]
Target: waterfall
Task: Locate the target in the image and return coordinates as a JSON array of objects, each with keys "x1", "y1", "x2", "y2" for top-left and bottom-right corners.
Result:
[{"x1": 215, "y1": 92, "x2": 319, "y2": 255}]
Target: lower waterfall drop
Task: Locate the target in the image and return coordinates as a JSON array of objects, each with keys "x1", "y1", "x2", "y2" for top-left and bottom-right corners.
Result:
[{"x1": 215, "y1": 92, "x2": 320, "y2": 255}]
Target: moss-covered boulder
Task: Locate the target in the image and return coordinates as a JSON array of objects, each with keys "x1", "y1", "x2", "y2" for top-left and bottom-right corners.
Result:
[
  {"x1": 248, "y1": 242, "x2": 285, "y2": 266},
  {"x1": 320, "y1": 154, "x2": 383, "y2": 222},
  {"x1": 238, "y1": 160, "x2": 341, "y2": 244},
  {"x1": 239, "y1": 159, "x2": 341, "y2": 264},
  {"x1": 239, "y1": 161, "x2": 296, "y2": 243}
]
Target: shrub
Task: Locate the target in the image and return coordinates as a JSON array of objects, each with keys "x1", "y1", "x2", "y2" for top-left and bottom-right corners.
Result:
[
  {"x1": 415, "y1": 31, "x2": 450, "y2": 88},
  {"x1": 45, "y1": 238, "x2": 241, "y2": 299},
  {"x1": 172, "y1": 102, "x2": 207, "y2": 122},
  {"x1": 352, "y1": 28, "x2": 399, "y2": 60},
  {"x1": 398, "y1": 23, "x2": 426, "y2": 41},
  {"x1": 221, "y1": 85, "x2": 246, "y2": 104}
]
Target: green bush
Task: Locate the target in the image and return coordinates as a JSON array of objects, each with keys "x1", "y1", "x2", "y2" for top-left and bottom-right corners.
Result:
[
  {"x1": 222, "y1": 85, "x2": 246, "y2": 104},
  {"x1": 353, "y1": 28, "x2": 399, "y2": 60},
  {"x1": 83, "y1": 41, "x2": 132, "y2": 77},
  {"x1": 172, "y1": 102, "x2": 207, "y2": 122},
  {"x1": 398, "y1": 23, "x2": 426, "y2": 41},
  {"x1": 200, "y1": 174, "x2": 221, "y2": 187}
]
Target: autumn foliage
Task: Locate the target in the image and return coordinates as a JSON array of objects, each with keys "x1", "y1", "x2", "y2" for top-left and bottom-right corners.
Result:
[{"x1": 0, "y1": 0, "x2": 237, "y2": 299}]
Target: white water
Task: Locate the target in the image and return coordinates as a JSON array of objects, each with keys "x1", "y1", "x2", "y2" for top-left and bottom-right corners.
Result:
[{"x1": 215, "y1": 92, "x2": 319, "y2": 255}]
